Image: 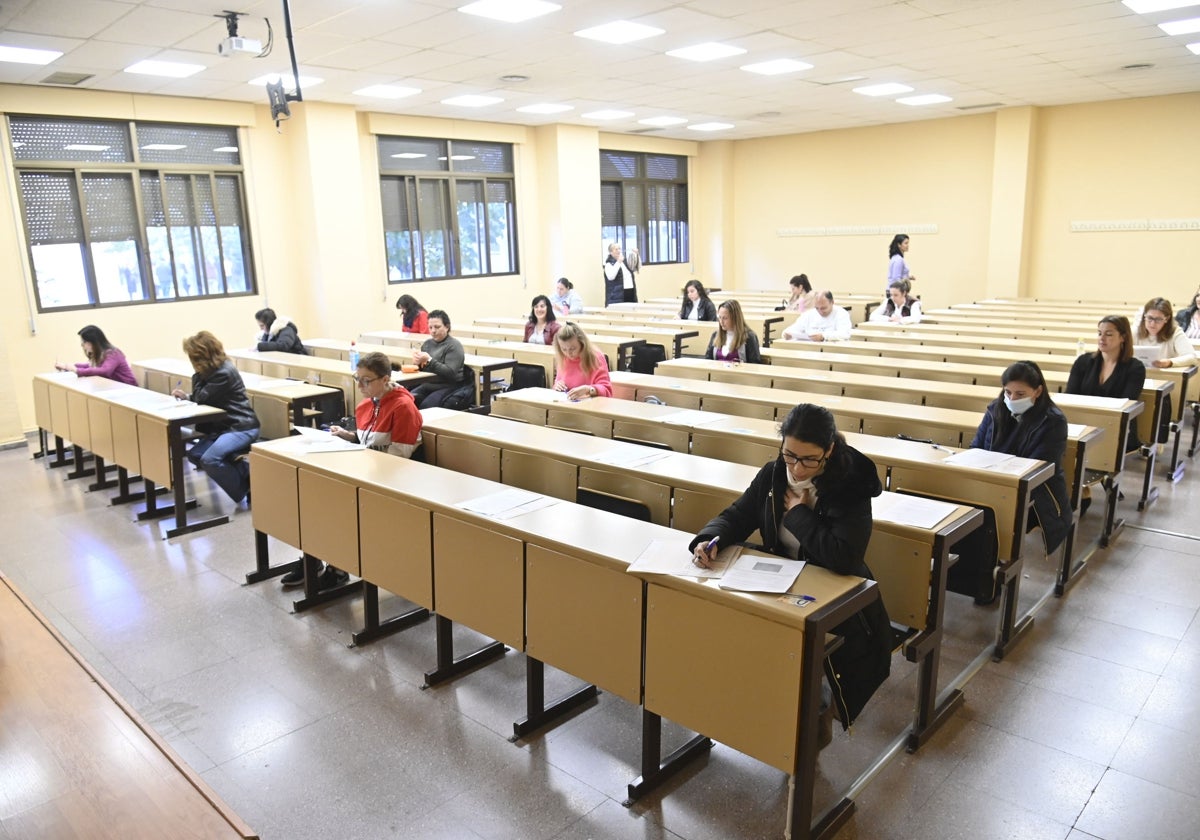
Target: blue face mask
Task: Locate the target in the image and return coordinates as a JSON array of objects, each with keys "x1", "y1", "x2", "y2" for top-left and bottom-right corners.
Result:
[{"x1": 1004, "y1": 395, "x2": 1034, "y2": 416}]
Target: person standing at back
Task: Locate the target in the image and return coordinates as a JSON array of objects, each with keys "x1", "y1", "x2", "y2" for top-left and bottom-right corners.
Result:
[
  {"x1": 603, "y1": 242, "x2": 637, "y2": 305},
  {"x1": 888, "y1": 233, "x2": 916, "y2": 286},
  {"x1": 254, "y1": 308, "x2": 307, "y2": 354}
]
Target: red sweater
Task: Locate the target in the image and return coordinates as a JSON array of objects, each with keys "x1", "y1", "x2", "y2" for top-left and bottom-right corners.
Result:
[
  {"x1": 354, "y1": 386, "x2": 422, "y2": 457},
  {"x1": 402, "y1": 310, "x2": 429, "y2": 334}
]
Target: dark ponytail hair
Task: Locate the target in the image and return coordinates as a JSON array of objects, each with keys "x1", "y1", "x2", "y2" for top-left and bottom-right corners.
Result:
[
  {"x1": 77, "y1": 325, "x2": 115, "y2": 365},
  {"x1": 888, "y1": 234, "x2": 909, "y2": 259}
]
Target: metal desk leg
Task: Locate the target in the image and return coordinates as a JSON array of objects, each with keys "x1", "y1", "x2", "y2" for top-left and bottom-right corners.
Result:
[
  {"x1": 87, "y1": 457, "x2": 118, "y2": 491},
  {"x1": 624, "y1": 711, "x2": 712, "y2": 804},
  {"x1": 350, "y1": 582, "x2": 429, "y2": 646},
  {"x1": 511, "y1": 657, "x2": 598, "y2": 739},
  {"x1": 164, "y1": 425, "x2": 228, "y2": 539},
  {"x1": 292, "y1": 553, "x2": 361, "y2": 612},
  {"x1": 244, "y1": 530, "x2": 302, "y2": 584},
  {"x1": 65, "y1": 445, "x2": 95, "y2": 480},
  {"x1": 422, "y1": 614, "x2": 506, "y2": 688}
]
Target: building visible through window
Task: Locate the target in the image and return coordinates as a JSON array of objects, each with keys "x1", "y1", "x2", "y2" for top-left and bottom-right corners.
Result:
[{"x1": 600, "y1": 150, "x2": 688, "y2": 264}]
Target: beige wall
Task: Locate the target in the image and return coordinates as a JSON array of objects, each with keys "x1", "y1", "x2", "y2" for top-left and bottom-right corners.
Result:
[{"x1": 1, "y1": 86, "x2": 1195, "y2": 437}]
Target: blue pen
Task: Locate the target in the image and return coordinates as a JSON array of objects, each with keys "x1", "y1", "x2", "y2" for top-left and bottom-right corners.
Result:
[{"x1": 704, "y1": 535, "x2": 720, "y2": 554}]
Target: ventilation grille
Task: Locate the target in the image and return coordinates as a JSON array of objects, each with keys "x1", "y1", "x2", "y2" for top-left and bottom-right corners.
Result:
[
  {"x1": 41, "y1": 72, "x2": 94, "y2": 86},
  {"x1": 956, "y1": 102, "x2": 1003, "y2": 111}
]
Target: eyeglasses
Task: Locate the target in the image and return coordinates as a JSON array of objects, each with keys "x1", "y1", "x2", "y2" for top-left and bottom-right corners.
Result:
[
  {"x1": 1143, "y1": 315, "x2": 1166, "y2": 324},
  {"x1": 779, "y1": 448, "x2": 827, "y2": 469},
  {"x1": 355, "y1": 375, "x2": 384, "y2": 387}
]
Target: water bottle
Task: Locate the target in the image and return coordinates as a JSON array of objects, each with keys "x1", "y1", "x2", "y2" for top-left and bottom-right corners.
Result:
[
  {"x1": 349, "y1": 340, "x2": 359, "y2": 372},
  {"x1": 1076, "y1": 337, "x2": 1086, "y2": 356}
]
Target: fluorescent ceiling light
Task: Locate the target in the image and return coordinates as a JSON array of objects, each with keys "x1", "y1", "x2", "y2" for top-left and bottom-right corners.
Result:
[
  {"x1": 449, "y1": 155, "x2": 476, "y2": 160},
  {"x1": 581, "y1": 109, "x2": 633, "y2": 120},
  {"x1": 667, "y1": 42, "x2": 746, "y2": 62},
  {"x1": 1122, "y1": 1, "x2": 1200, "y2": 13},
  {"x1": 124, "y1": 59, "x2": 204, "y2": 78},
  {"x1": 248, "y1": 72, "x2": 323, "y2": 88},
  {"x1": 441, "y1": 94, "x2": 503, "y2": 107},
  {"x1": 213, "y1": 146, "x2": 238, "y2": 153},
  {"x1": 896, "y1": 94, "x2": 952, "y2": 106},
  {"x1": 1189, "y1": 41, "x2": 1200, "y2": 52},
  {"x1": 853, "y1": 82, "x2": 914, "y2": 96},
  {"x1": 574, "y1": 20, "x2": 664, "y2": 44},
  {"x1": 1159, "y1": 16, "x2": 1200, "y2": 34},
  {"x1": 140, "y1": 143, "x2": 187, "y2": 151},
  {"x1": 517, "y1": 103, "x2": 574, "y2": 114},
  {"x1": 687, "y1": 122, "x2": 734, "y2": 132},
  {"x1": 740, "y1": 58, "x2": 813, "y2": 76},
  {"x1": 64, "y1": 144, "x2": 110, "y2": 151},
  {"x1": 458, "y1": 0, "x2": 560, "y2": 23},
  {"x1": 0, "y1": 45, "x2": 62, "y2": 65},
  {"x1": 639, "y1": 116, "x2": 687, "y2": 126},
  {"x1": 391, "y1": 153, "x2": 427, "y2": 159},
  {"x1": 354, "y1": 84, "x2": 420, "y2": 99}
]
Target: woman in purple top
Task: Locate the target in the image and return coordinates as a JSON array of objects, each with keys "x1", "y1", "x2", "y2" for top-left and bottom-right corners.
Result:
[
  {"x1": 705, "y1": 300, "x2": 762, "y2": 364},
  {"x1": 55, "y1": 325, "x2": 137, "y2": 385},
  {"x1": 887, "y1": 233, "x2": 916, "y2": 285}
]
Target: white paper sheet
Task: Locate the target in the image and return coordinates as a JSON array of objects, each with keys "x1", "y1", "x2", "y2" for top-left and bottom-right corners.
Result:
[
  {"x1": 592, "y1": 447, "x2": 674, "y2": 468},
  {"x1": 627, "y1": 539, "x2": 741, "y2": 579},
  {"x1": 941, "y1": 448, "x2": 1016, "y2": 469},
  {"x1": 872, "y1": 493, "x2": 959, "y2": 529},
  {"x1": 457, "y1": 487, "x2": 546, "y2": 517},
  {"x1": 271, "y1": 435, "x2": 363, "y2": 454},
  {"x1": 656, "y1": 409, "x2": 729, "y2": 426},
  {"x1": 1132, "y1": 345, "x2": 1160, "y2": 366},
  {"x1": 717, "y1": 554, "x2": 805, "y2": 593}
]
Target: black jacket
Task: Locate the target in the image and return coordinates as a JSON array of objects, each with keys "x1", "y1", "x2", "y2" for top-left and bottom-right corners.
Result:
[
  {"x1": 1066, "y1": 352, "x2": 1146, "y2": 451},
  {"x1": 704, "y1": 329, "x2": 762, "y2": 364},
  {"x1": 970, "y1": 398, "x2": 1073, "y2": 553},
  {"x1": 680, "y1": 297, "x2": 717, "y2": 321},
  {"x1": 190, "y1": 361, "x2": 260, "y2": 434},
  {"x1": 689, "y1": 443, "x2": 892, "y2": 727},
  {"x1": 257, "y1": 319, "x2": 307, "y2": 354},
  {"x1": 1177, "y1": 303, "x2": 1198, "y2": 332}
]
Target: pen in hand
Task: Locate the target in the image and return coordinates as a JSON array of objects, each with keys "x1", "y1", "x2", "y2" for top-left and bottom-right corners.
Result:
[{"x1": 693, "y1": 535, "x2": 719, "y2": 569}]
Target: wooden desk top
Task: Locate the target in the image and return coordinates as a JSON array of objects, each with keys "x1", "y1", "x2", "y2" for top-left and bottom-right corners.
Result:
[
  {"x1": 227, "y1": 348, "x2": 433, "y2": 386},
  {"x1": 133, "y1": 357, "x2": 340, "y2": 400},
  {"x1": 36, "y1": 371, "x2": 226, "y2": 422},
  {"x1": 303, "y1": 338, "x2": 515, "y2": 371}
]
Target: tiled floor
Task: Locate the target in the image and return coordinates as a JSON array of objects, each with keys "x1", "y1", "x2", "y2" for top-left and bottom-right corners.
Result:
[{"x1": 3, "y1": 438, "x2": 1199, "y2": 840}]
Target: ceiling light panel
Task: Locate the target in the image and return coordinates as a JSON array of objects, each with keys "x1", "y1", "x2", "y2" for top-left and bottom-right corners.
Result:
[
  {"x1": 458, "y1": 1, "x2": 561, "y2": 24},
  {"x1": 740, "y1": 58, "x2": 814, "y2": 76},
  {"x1": 124, "y1": 59, "x2": 205, "y2": 78},
  {"x1": 896, "y1": 93, "x2": 952, "y2": 105},
  {"x1": 1159, "y1": 17, "x2": 1200, "y2": 34},
  {"x1": 0, "y1": 45, "x2": 63, "y2": 65},
  {"x1": 638, "y1": 116, "x2": 687, "y2": 126},
  {"x1": 853, "y1": 82, "x2": 914, "y2": 96},
  {"x1": 574, "y1": 21, "x2": 665, "y2": 44},
  {"x1": 1122, "y1": 1, "x2": 1200, "y2": 13},
  {"x1": 687, "y1": 122, "x2": 734, "y2": 131},
  {"x1": 666, "y1": 42, "x2": 746, "y2": 62}
]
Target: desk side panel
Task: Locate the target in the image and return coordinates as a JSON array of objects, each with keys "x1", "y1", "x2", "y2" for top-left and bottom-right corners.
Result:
[
  {"x1": 611, "y1": 419, "x2": 689, "y2": 452},
  {"x1": 87, "y1": 401, "x2": 115, "y2": 463},
  {"x1": 526, "y1": 545, "x2": 642, "y2": 704},
  {"x1": 864, "y1": 531, "x2": 935, "y2": 629},
  {"x1": 48, "y1": 386, "x2": 71, "y2": 440},
  {"x1": 110, "y1": 406, "x2": 140, "y2": 472},
  {"x1": 135, "y1": 416, "x2": 172, "y2": 488},
  {"x1": 359, "y1": 490, "x2": 432, "y2": 609},
  {"x1": 691, "y1": 432, "x2": 775, "y2": 467},
  {"x1": 644, "y1": 584, "x2": 803, "y2": 774},
  {"x1": 492, "y1": 399, "x2": 548, "y2": 426},
  {"x1": 433, "y1": 514, "x2": 523, "y2": 650},
  {"x1": 33, "y1": 379, "x2": 51, "y2": 431},
  {"x1": 862, "y1": 417, "x2": 962, "y2": 448},
  {"x1": 250, "y1": 452, "x2": 300, "y2": 548},
  {"x1": 890, "y1": 469, "x2": 1019, "y2": 561},
  {"x1": 546, "y1": 408, "x2": 612, "y2": 438},
  {"x1": 298, "y1": 469, "x2": 360, "y2": 575},
  {"x1": 67, "y1": 392, "x2": 92, "y2": 450}
]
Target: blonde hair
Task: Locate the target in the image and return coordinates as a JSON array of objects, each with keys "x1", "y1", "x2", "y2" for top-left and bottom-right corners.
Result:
[
  {"x1": 553, "y1": 322, "x2": 599, "y2": 376},
  {"x1": 182, "y1": 331, "x2": 227, "y2": 375},
  {"x1": 712, "y1": 300, "x2": 750, "y2": 353}
]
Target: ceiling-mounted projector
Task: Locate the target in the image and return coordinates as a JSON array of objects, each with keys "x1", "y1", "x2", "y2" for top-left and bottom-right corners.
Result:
[{"x1": 219, "y1": 35, "x2": 262, "y2": 57}]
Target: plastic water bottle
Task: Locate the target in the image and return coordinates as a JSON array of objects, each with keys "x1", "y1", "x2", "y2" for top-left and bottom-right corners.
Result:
[
  {"x1": 349, "y1": 340, "x2": 359, "y2": 372},
  {"x1": 1076, "y1": 337, "x2": 1087, "y2": 356}
]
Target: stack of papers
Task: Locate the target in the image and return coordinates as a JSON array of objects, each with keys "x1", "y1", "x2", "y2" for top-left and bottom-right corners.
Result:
[
  {"x1": 627, "y1": 540, "x2": 805, "y2": 593},
  {"x1": 873, "y1": 493, "x2": 959, "y2": 529},
  {"x1": 456, "y1": 488, "x2": 560, "y2": 520},
  {"x1": 273, "y1": 428, "x2": 363, "y2": 453},
  {"x1": 656, "y1": 409, "x2": 728, "y2": 426},
  {"x1": 941, "y1": 448, "x2": 1037, "y2": 475},
  {"x1": 593, "y1": 448, "x2": 673, "y2": 468}
]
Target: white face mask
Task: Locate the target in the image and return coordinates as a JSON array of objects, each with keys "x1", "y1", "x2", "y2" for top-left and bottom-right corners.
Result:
[
  {"x1": 1004, "y1": 395, "x2": 1034, "y2": 416},
  {"x1": 786, "y1": 472, "x2": 815, "y2": 491}
]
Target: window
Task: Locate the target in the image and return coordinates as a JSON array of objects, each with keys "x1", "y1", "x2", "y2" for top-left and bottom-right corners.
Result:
[
  {"x1": 600, "y1": 150, "x2": 688, "y2": 264},
  {"x1": 8, "y1": 116, "x2": 255, "y2": 311},
  {"x1": 378, "y1": 136, "x2": 518, "y2": 282}
]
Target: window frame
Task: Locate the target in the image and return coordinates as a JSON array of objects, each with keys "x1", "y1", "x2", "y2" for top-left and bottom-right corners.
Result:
[
  {"x1": 8, "y1": 115, "x2": 256, "y2": 313},
  {"x1": 600, "y1": 150, "x2": 689, "y2": 265}
]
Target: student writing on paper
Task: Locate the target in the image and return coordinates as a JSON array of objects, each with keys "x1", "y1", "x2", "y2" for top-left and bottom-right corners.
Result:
[
  {"x1": 781, "y1": 290, "x2": 853, "y2": 342},
  {"x1": 688, "y1": 403, "x2": 891, "y2": 737},
  {"x1": 55, "y1": 324, "x2": 137, "y2": 385},
  {"x1": 1066, "y1": 315, "x2": 1146, "y2": 453},
  {"x1": 552, "y1": 322, "x2": 612, "y2": 400},
  {"x1": 970, "y1": 361, "x2": 1073, "y2": 555},
  {"x1": 868, "y1": 279, "x2": 922, "y2": 325},
  {"x1": 1135, "y1": 297, "x2": 1195, "y2": 370}
]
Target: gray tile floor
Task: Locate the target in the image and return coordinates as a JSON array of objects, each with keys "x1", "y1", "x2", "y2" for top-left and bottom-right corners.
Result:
[{"x1": 3, "y1": 438, "x2": 1199, "y2": 840}]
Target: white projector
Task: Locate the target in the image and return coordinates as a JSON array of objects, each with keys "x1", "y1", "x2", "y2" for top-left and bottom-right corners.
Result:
[{"x1": 218, "y1": 36, "x2": 262, "y2": 57}]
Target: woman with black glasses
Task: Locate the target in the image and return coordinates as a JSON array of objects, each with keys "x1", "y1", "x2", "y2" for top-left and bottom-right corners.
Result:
[{"x1": 688, "y1": 403, "x2": 891, "y2": 736}]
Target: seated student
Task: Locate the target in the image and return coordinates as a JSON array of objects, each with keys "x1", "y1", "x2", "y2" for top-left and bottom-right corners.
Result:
[
  {"x1": 1066, "y1": 315, "x2": 1146, "y2": 453},
  {"x1": 970, "y1": 361, "x2": 1073, "y2": 555},
  {"x1": 690, "y1": 403, "x2": 891, "y2": 743},
  {"x1": 410, "y1": 310, "x2": 468, "y2": 408},
  {"x1": 868, "y1": 280, "x2": 922, "y2": 324},
  {"x1": 254, "y1": 308, "x2": 307, "y2": 354},
  {"x1": 1175, "y1": 288, "x2": 1200, "y2": 339},
  {"x1": 705, "y1": 299, "x2": 762, "y2": 363},
  {"x1": 552, "y1": 322, "x2": 612, "y2": 400},
  {"x1": 524, "y1": 294, "x2": 561, "y2": 345},
  {"x1": 781, "y1": 290, "x2": 853, "y2": 342},
  {"x1": 1136, "y1": 297, "x2": 1196, "y2": 369},
  {"x1": 171, "y1": 331, "x2": 259, "y2": 505},
  {"x1": 395, "y1": 294, "x2": 429, "y2": 334},
  {"x1": 550, "y1": 277, "x2": 583, "y2": 316},
  {"x1": 679, "y1": 279, "x2": 717, "y2": 321},
  {"x1": 783, "y1": 273, "x2": 815, "y2": 313},
  {"x1": 281, "y1": 352, "x2": 423, "y2": 591},
  {"x1": 55, "y1": 325, "x2": 137, "y2": 385}
]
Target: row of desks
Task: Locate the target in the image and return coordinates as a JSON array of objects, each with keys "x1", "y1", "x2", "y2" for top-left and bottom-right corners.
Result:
[{"x1": 246, "y1": 434, "x2": 903, "y2": 839}]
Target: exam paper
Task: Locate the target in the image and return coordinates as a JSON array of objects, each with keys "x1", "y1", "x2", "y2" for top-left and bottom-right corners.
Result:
[
  {"x1": 593, "y1": 447, "x2": 673, "y2": 468},
  {"x1": 457, "y1": 487, "x2": 551, "y2": 518},
  {"x1": 656, "y1": 409, "x2": 729, "y2": 426},
  {"x1": 718, "y1": 554, "x2": 805, "y2": 593},
  {"x1": 1132, "y1": 345, "x2": 1160, "y2": 366},
  {"x1": 627, "y1": 539, "x2": 741, "y2": 579},
  {"x1": 941, "y1": 448, "x2": 1016, "y2": 469},
  {"x1": 873, "y1": 493, "x2": 959, "y2": 529},
  {"x1": 273, "y1": 432, "x2": 363, "y2": 454}
]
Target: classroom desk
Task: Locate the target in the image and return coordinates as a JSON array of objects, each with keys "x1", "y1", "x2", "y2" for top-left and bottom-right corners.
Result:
[
  {"x1": 490, "y1": 387, "x2": 1075, "y2": 662},
  {"x1": 421, "y1": 406, "x2": 988, "y2": 736},
  {"x1": 360, "y1": 330, "x2": 558, "y2": 390},
  {"x1": 456, "y1": 321, "x2": 700, "y2": 360},
  {"x1": 538, "y1": 310, "x2": 787, "y2": 348},
  {"x1": 401, "y1": 322, "x2": 644, "y2": 371},
  {"x1": 301, "y1": 338, "x2": 515, "y2": 411},
  {"x1": 856, "y1": 319, "x2": 1107, "y2": 343},
  {"x1": 131, "y1": 357, "x2": 342, "y2": 439},
  {"x1": 247, "y1": 437, "x2": 885, "y2": 838},
  {"x1": 34, "y1": 372, "x2": 230, "y2": 538}
]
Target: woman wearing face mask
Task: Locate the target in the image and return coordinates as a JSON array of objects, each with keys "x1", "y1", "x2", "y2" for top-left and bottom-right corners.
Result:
[
  {"x1": 689, "y1": 403, "x2": 891, "y2": 736},
  {"x1": 970, "y1": 361, "x2": 1073, "y2": 554}
]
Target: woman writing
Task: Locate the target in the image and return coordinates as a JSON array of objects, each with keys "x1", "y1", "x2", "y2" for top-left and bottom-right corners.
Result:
[
  {"x1": 55, "y1": 325, "x2": 137, "y2": 385},
  {"x1": 784, "y1": 274, "x2": 815, "y2": 313},
  {"x1": 395, "y1": 294, "x2": 429, "y2": 334},
  {"x1": 887, "y1": 233, "x2": 915, "y2": 285},
  {"x1": 1066, "y1": 315, "x2": 1146, "y2": 452},
  {"x1": 679, "y1": 280, "x2": 717, "y2": 321},
  {"x1": 970, "y1": 361, "x2": 1073, "y2": 556},
  {"x1": 171, "y1": 331, "x2": 259, "y2": 505},
  {"x1": 552, "y1": 322, "x2": 612, "y2": 400},
  {"x1": 550, "y1": 277, "x2": 583, "y2": 316},
  {"x1": 524, "y1": 295, "x2": 561, "y2": 345},
  {"x1": 690, "y1": 403, "x2": 892, "y2": 732},
  {"x1": 254, "y1": 308, "x2": 307, "y2": 354},
  {"x1": 1174, "y1": 288, "x2": 1200, "y2": 339},
  {"x1": 705, "y1": 300, "x2": 762, "y2": 363},
  {"x1": 869, "y1": 279, "x2": 923, "y2": 324},
  {"x1": 1137, "y1": 297, "x2": 1196, "y2": 368}
]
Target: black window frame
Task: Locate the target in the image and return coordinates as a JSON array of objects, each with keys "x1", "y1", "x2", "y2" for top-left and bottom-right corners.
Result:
[{"x1": 600, "y1": 150, "x2": 689, "y2": 265}]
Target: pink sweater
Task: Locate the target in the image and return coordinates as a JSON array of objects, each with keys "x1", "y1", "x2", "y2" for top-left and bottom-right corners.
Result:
[
  {"x1": 553, "y1": 350, "x2": 612, "y2": 397},
  {"x1": 75, "y1": 348, "x2": 137, "y2": 386}
]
